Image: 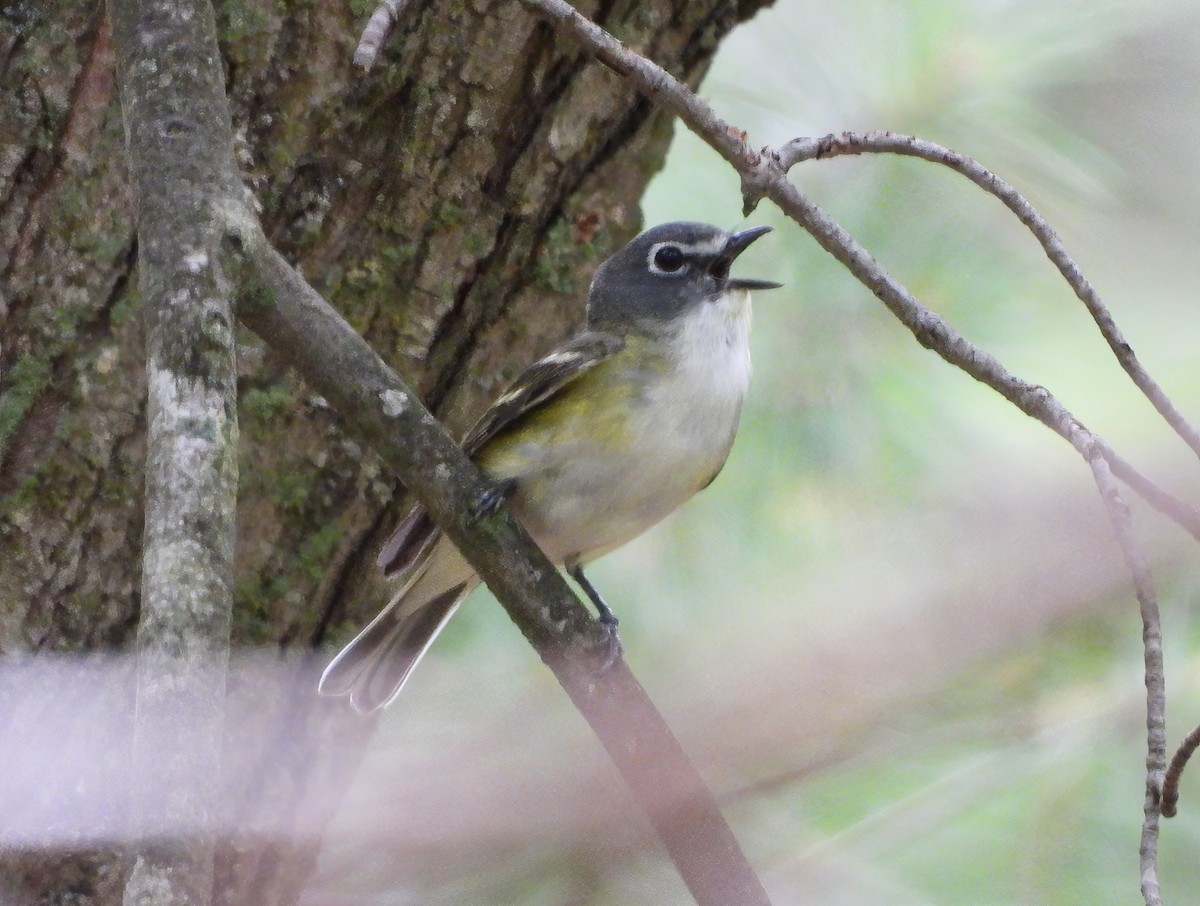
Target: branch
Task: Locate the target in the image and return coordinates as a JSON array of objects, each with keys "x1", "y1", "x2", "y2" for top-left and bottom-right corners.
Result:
[
  {"x1": 108, "y1": 0, "x2": 242, "y2": 902},
  {"x1": 224, "y1": 226, "x2": 772, "y2": 906},
  {"x1": 778, "y1": 131, "x2": 1200, "y2": 466}
]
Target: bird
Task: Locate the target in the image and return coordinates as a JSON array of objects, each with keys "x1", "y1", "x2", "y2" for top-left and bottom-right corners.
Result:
[{"x1": 318, "y1": 221, "x2": 781, "y2": 712}]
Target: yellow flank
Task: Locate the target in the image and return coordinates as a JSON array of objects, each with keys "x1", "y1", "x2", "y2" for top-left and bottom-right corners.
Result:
[{"x1": 476, "y1": 337, "x2": 662, "y2": 472}]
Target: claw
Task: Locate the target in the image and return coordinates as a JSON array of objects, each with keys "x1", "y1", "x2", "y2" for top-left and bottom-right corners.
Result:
[
  {"x1": 471, "y1": 477, "x2": 517, "y2": 521},
  {"x1": 592, "y1": 617, "x2": 624, "y2": 671}
]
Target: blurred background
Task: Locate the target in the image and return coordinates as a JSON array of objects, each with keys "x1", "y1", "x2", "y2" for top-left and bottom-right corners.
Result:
[{"x1": 314, "y1": 0, "x2": 1200, "y2": 902}]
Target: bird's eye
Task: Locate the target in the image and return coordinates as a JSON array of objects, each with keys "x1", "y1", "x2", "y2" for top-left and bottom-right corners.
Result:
[{"x1": 652, "y1": 245, "x2": 685, "y2": 273}]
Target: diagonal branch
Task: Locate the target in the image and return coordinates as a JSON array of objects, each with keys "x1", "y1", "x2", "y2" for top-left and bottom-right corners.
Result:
[{"x1": 224, "y1": 224, "x2": 773, "y2": 906}]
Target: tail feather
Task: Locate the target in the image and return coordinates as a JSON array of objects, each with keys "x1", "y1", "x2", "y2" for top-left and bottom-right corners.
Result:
[
  {"x1": 321, "y1": 536, "x2": 477, "y2": 711},
  {"x1": 318, "y1": 557, "x2": 430, "y2": 698},
  {"x1": 350, "y1": 584, "x2": 467, "y2": 712},
  {"x1": 319, "y1": 583, "x2": 471, "y2": 712},
  {"x1": 317, "y1": 599, "x2": 410, "y2": 699}
]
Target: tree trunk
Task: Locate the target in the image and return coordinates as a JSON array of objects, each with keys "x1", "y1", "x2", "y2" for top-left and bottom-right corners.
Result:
[{"x1": 0, "y1": 0, "x2": 770, "y2": 901}]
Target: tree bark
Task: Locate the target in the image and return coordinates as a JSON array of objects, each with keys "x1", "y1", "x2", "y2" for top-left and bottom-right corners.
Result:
[
  {"x1": 0, "y1": 0, "x2": 771, "y2": 902},
  {"x1": 108, "y1": 0, "x2": 243, "y2": 900}
]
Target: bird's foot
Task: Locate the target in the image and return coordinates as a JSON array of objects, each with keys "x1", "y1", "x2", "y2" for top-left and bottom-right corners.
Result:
[
  {"x1": 567, "y1": 562, "x2": 624, "y2": 671},
  {"x1": 592, "y1": 612, "x2": 624, "y2": 672},
  {"x1": 471, "y1": 477, "x2": 517, "y2": 520}
]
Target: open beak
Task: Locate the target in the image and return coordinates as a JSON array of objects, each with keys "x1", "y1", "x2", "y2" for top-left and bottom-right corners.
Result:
[{"x1": 721, "y1": 225, "x2": 784, "y2": 291}]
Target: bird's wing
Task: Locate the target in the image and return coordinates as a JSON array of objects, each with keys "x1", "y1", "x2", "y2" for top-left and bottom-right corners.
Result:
[
  {"x1": 377, "y1": 330, "x2": 625, "y2": 577},
  {"x1": 460, "y1": 330, "x2": 625, "y2": 454}
]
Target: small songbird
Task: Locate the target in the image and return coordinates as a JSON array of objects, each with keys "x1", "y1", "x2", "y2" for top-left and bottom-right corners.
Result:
[{"x1": 319, "y1": 221, "x2": 781, "y2": 712}]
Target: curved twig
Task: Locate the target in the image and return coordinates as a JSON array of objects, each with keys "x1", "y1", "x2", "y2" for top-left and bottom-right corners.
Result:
[
  {"x1": 1161, "y1": 722, "x2": 1200, "y2": 819},
  {"x1": 777, "y1": 131, "x2": 1200, "y2": 466}
]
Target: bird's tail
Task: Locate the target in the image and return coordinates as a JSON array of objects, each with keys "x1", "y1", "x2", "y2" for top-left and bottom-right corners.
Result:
[{"x1": 318, "y1": 539, "x2": 477, "y2": 712}]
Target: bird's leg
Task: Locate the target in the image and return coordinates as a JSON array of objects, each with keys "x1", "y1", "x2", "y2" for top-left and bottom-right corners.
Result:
[
  {"x1": 566, "y1": 561, "x2": 619, "y2": 625},
  {"x1": 566, "y1": 561, "x2": 624, "y2": 668},
  {"x1": 471, "y1": 476, "x2": 518, "y2": 521}
]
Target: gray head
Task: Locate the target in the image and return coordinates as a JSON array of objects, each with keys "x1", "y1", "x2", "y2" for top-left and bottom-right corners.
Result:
[{"x1": 586, "y1": 221, "x2": 782, "y2": 331}]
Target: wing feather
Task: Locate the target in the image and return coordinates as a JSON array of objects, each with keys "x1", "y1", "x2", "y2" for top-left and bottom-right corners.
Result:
[{"x1": 461, "y1": 331, "x2": 624, "y2": 454}]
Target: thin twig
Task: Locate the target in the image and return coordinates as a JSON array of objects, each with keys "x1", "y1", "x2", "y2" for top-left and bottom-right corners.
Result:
[
  {"x1": 778, "y1": 131, "x2": 1200, "y2": 466},
  {"x1": 1086, "y1": 451, "x2": 1166, "y2": 906},
  {"x1": 1162, "y1": 722, "x2": 1200, "y2": 818},
  {"x1": 353, "y1": 0, "x2": 408, "y2": 70}
]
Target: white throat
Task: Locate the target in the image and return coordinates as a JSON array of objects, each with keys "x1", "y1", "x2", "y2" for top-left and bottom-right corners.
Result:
[{"x1": 666, "y1": 287, "x2": 753, "y2": 399}]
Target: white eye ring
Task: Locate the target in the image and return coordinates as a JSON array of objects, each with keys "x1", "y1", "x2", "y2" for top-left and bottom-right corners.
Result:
[{"x1": 647, "y1": 242, "x2": 687, "y2": 276}]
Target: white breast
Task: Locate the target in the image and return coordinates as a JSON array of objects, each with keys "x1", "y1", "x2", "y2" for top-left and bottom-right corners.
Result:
[
  {"x1": 531, "y1": 288, "x2": 753, "y2": 563},
  {"x1": 656, "y1": 286, "x2": 753, "y2": 437}
]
